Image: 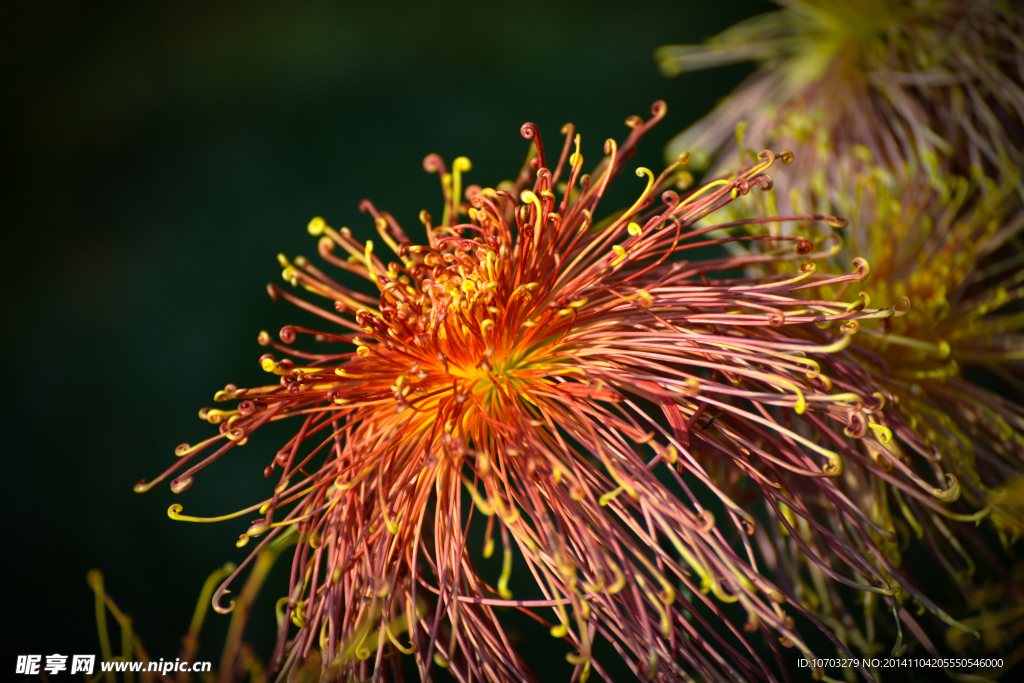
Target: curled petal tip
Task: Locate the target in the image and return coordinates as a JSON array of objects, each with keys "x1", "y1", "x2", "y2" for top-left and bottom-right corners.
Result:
[
  {"x1": 247, "y1": 519, "x2": 271, "y2": 536},
  {"x1": 307, "y1": 216, "x2": 326, "y2": 236},
  {"x1": 422, "y1": 153, "x2": 444, "y2": 174},
  {"x1": 851, "y1": 257, "x2": 870, "y2": 278},
  {"x1": 212, "y1": 594, "x2": 235, "y2": 615},
  {"x1": 823, "y1": 457, "x2": 843, "y2": 477},
  {"x1": 845, "y1": 412, "x2": 868, "y2": 439},
  {"x1": 934, "y1": 473, "x2": 961, "y2": 502}
]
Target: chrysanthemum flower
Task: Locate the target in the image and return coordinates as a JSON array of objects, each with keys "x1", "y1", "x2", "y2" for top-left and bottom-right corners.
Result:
[
  {"x1": 732, "y1": 161, "x2": 1024, "y2": 670},
  {"x1": 657, "y1": 0, "x2": 1024, "y2": 665},
  {"x1": 138, "y1": 104, "x2": 910, "y2": 682},
  {"x1": 656, "y1": 0, "x2": 1024, "y2": 188}
]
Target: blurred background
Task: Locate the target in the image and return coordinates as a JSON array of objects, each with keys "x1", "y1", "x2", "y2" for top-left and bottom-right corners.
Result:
[{"x1": 3, "y1": 0, "x2": 771, "y2": 676}]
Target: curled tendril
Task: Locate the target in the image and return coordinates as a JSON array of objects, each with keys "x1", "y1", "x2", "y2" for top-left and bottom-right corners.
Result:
[
  {"x1": 383, "y1": 617, "x2": 417, "y2": 655},
  {"x1": 213, "y1": 384, "x2": 239, "y2": 402},
  {"x1": 520, "y1": 122, "x2": 545, "y2": 170},
  {"x1": 815, "y1": 233, "x2": 842, "y2": 257},
  {"x1": 648, "y1": 100, "x2": 668, "y2": 123},
  {"x1": 868, "y1": 423, "x2": 893, "y2": 444},
  {"x1": 696, "y1": 509, "x2": 715, "y2": 533},
  {"x1": 845, "y1": 411, "x2": 868, "y2": 439},
  {"x1": 822, "y1": 454, "x2": 843, "y2": 477},
  {"x1": 934, "y1": 473, "x2": 961, "y2": 502},
  {"x1": 864, "y1": 392, "x2": 886, "y2": 414},
  {"x1": 451, "y1": 156, "x2": 472, "y2": 176},
  {"x1": 307, "y1": 216, "x2": 326, "y2": 236},
  {"x1": 357, "y1": 199, "x2": 376, "y2": 216},
  {"x1": 535, "y1": 168, "x2": 552, "y2": 189},
  {"x1": 845, "y1": 292, "x2": 870, "y2": 313},
  {"x1": 892, "y1": 294, "x2": 917, "y2": 315},
  {"x1": 469, "y1": 192, "x2": 489, "y2": 210},
  {"x1": 422, "y1": 153, "x2": 446, "y2": 176},
  {"x1": 852, "y1": 257, "x2": 870, "y2": 278}
]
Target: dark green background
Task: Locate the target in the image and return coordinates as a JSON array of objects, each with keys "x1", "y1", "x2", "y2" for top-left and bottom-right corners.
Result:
[{"x1": 4, "y1": 0, "x2": 780, "y2": 677}]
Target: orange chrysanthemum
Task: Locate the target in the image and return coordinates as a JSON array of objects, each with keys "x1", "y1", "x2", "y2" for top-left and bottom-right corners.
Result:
[{"x1": 139, "y1": 105, "x2": 911, "y2": 682}]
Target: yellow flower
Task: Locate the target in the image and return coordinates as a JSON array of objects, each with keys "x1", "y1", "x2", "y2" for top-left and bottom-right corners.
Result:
[
  {"x1": 657, "y1": 0, "x2": 1024, "y2": 187},
  {"x1": 658, "y1": 0, "x2": 1024, "y2": 661}
]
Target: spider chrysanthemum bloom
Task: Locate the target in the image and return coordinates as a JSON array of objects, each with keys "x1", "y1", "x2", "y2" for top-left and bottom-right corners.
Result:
[
  {"x1": 736, "y1": 163, "x2": 1024, "y2": 666},
  {"x1": 656, "y1": 0, "x2": 1024, "y2": 188},
  {"x1": 657, "y1": 0, "x2": 1024, "y2": 662},
  {"x1": 654, "y1": 0, "x2": 1024, "y2": 381},
  {"x1": 138, "y1": 104, "x2": 906, "y2": 682}
]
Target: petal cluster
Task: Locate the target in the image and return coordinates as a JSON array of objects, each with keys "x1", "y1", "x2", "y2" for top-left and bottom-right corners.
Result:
[
  {"x1": 659, "y1": 0, "x2": 1024, "y2": 668},
  {"x1": 140, "y1": 106, "x2": 918, "y2": 681}
]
